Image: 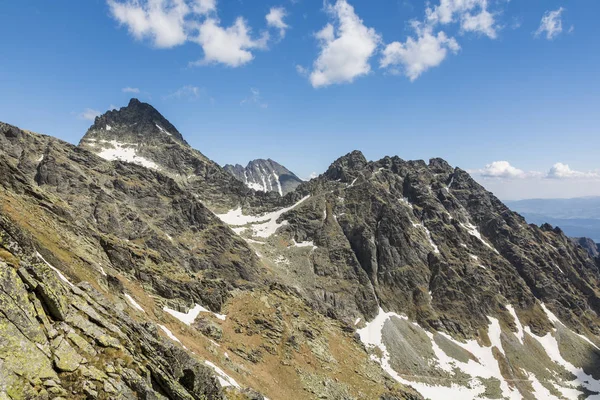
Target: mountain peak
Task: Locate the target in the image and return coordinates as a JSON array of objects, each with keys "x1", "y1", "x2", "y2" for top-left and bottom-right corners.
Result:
[
  {"x1": 223, "y1": 158, "x2": 302, "y2": 196},
  {"x1": 82, "y1": 99, "x2": 188, "y2": 146},
  {"x1": 324, "y1": 150, "x2": 367, "y2": 182}
]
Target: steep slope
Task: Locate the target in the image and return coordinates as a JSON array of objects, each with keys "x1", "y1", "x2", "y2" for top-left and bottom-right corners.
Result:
[
  {"x1": 216, "y1": 150, "x2": 600, "y2": 399},
  {"x1": 0, "y1": 122, "x2": 421, "y2": 400},
  {"x1": 224, "y1": 159, "x2": 303, "y2": 196}
]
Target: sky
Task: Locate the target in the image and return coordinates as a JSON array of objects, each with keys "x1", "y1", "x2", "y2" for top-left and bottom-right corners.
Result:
[{"x1": 1, "y1": 0, "x2": 599, "y2": 200}]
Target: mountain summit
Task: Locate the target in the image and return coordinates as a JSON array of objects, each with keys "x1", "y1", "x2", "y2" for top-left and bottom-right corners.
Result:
[
  {"x1": 82, "y1": 98, "x2": 188, "y2": 145},
  {"x1": 224, "y1": 159, "x2": 303, "y2": 196}
]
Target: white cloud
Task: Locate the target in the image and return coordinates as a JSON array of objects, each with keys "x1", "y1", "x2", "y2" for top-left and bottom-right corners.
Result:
[
  {"x1": 535, "y1": 7, "x2": 565, "y2": 40},
  {"x1": 79, "y1": 108, "x2": 102, "y2": 121},
  {"x1": 309, "y1": 0, "x2": 381, "y2": 88},
  {"x1": 108, "y1": 0, "x2": 273, "y2": 67},
  {"x1": 381, "y1": 23, "x2": 459, "y2": 81},
  {"x1": 295, "y1": 64, "x2": 308, "y2": 76},
  {"x1": 107, "y1": 0, "x2": 190, "y2": 48},
  {"x1": 165, "y1": 85, "x2": 202, "y2": 99},
  {"x1": 461, "y1": 9, "x2": 497, "y2": 38},
  {"x1": 472, "y1": 161, "x2": 600, "y2": 181},
  {"x1": 122, "y1": 87, "x2": 140, "y2": 93},
  {"x1": 266, "y1": 7, "x2": 289, "y2": 38},
  {"x1": 190, "y1": 17, "x2": 268, "y2": 67},
  {"x1": 240, "y1": 88, "x2": 268, "y2": 109},
  {"x1": 305, "y1": 172, "x2": 319, "y2": 181},
  {"x1": 426, "y1": 0, "x2": 499, "y2": 39},
  {"x1": 478, "y1": 161, "x2": 528, "y2": 179},
  {"x1": 546, "y1": 163, "x2": 600, "y2": 180},
  {"x1": 191, "y1": 0, "x2": 216, "y2": 15}
]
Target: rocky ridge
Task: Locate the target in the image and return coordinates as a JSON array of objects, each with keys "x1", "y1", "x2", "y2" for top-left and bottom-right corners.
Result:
[
  {"x1": 0, "y1": 121, "x2": 420, "y2": 399},
  {"x1": 2, "y1": 98, "x2": 600, "y2": 399}
]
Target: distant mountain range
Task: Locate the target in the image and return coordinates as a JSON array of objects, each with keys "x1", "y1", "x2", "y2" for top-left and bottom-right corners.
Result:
[{"x1": 506, "y1": 197, "x2": 600, "y2": 242}]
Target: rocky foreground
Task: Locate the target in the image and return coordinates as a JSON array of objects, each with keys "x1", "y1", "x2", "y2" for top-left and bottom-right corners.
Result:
[{"x1": 1, "y1": 100, "x2": 600, "y2": 399}]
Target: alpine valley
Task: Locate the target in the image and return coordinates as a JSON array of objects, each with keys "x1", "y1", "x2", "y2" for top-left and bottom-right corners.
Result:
[{"x1": 2, "y1": 99, "x2": 600, "y2": 400}]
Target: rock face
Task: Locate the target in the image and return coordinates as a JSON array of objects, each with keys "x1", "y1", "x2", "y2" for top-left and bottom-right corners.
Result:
[
  {"x1": 573, "y1": 237, "x2": 600, "y2": 258},
  {"x1": 4, "y1": 100, "x2": 600, "y2": 399},
  {"x1": 224, "y1": 159, "x2": 303, "y2": 196}
]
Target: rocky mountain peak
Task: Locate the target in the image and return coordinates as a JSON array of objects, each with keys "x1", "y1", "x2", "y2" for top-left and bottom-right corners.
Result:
[
  {"x1": 82, "y1": 98, "x2": 187, "y2": 146},
  {"x1": 223, "y1": 158, "x2": 303, "y2": 196},
  {"x1": 324, "y1": 150, "x2": 367, "y2": 182}
]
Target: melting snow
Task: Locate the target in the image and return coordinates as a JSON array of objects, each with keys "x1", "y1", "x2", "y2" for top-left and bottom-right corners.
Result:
[
  {"x1": 505, "y1": 305, "x2": 525, "y2": 344},
  {"x1": 216, "y1": 196, "x2": 310, "y2": 238},
  {"x1": 124, "y1": 294, "x2": 145, "y2": 313},
  {"x1": 36, "y1": 251, "x2": 74, "y2": 288},
  {"x1": 94, "y1": 140, "x2": 160, "y2": 170},
  {"x1": 291, "y1": 239, "x2": 317, "y2": 250},
  {"x1": 461, "y1": 222, "x2": 499, "y2": 254},
  {"x1": 358, "y1": 308, "x2": 524, "y2": 400},
  {"x1": 158, "y1": 324, "x2": 181, "y2": 344},
  {"x1": 106, "y1": 125, "x2": 112, "y2": 131},
  {"x1": 164, "y1": 304, "x2": 226, "y2": 324},
  {"x1": 412, "y1": 223, "x2": 440, "y2": 254},
  {"x1": 155, "y1": 123, "x2": 172, "y2": 136},
  {"x1": 204, "y1": 360, "x2": 240, "y2": 388}
]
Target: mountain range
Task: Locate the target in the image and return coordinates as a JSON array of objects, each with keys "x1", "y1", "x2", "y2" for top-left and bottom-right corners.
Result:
[
  {"x1": 507, "y1": 197, "x2": 600, "y2": 242},
  {"x1": 1, "y1": 99, "x2": 600, "y2": 400}
]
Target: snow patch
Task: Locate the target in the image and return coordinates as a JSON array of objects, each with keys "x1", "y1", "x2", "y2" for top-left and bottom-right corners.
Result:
[
  {"x1": 158, "y1": 324, "x2": 181, "y2": 344},
  {"x1": 164, "y1": 304, "x2": 226, "y2": 325},
  {"x1": 95, "y1": 140, "x2": 160, "y2": 170},
  {"x1": 461, "y1": 222, "x2": 499, "y2": 254},
  {"x1": 36, "y1": 251, "x2": 74, "y2": 288},
  {"x1": 205, "y1": 361, "x2": 240, "y2": 388},
  {"x1": 505, "y1": 305, "x2": 525, "y2": 344},
  {"x1": 216, "y1": 196, "x2": 310, "y2": 238},
  {"x1": 412, "y1": 223, "x2": 440, "y2": 254},
  {"x1": 124, "y1": 294, "x2": 145, "y2": 313},
  {"x1": 155, "y1": 123, "x2": 172, "y2": 136}
]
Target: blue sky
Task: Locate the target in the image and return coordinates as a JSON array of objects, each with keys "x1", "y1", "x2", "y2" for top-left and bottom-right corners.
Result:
[{"x1": 1, "y1": 0, "x2": 599, "y2": 199}]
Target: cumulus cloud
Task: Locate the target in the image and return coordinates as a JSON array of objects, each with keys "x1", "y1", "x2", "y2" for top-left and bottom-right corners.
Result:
[
  {"x1": 381, "y1": 23, "x2": 459, "y2": 81},
  {"x1": 122, "y1": 87, "x2": 140, "y2": 93},
  {"x1": 380, "y1": 0, "x2": 500, "y2": 80},
  {"x1": 546, "y1": 163, "x2": 600, "y2": 179},
  {"x1": 266, "y1": 7, "x2": 289, "y2": 38},
  {"x1": 107, "y1": 0, "x2": 275, "y2": 67},
  {"x1": 191, "y1": 0, "x2": 216, "y2": 15},
  {"x1": 426, "y1": 0, "x2": 499, "y2": 39},
  {"x1": 309, "y1": 0, "x2": 381, "y2": 88},
  {"x1": 240, "y1": 88, "x2": 268, "y2": 109},
  {"x1": 478, "y1": 161, "x2": 528, "y2": 179},
  {"x1": 79, "y1": 108, "x2": 102, "y2": 121},
  {"x1": 190, "y1": 18, "x2": 268, "y2": 67},
  {"x1": 535, "y1": 8, "x2": 565, "y2": 40},
  {"x1": 461, "y1": 9, "x2": 497, "y2": 38},
  {"x1": 472, "y1": 161, "x2": 600, "y2": 181},
  {"x1": 107, "y1": 0, "x2": 190, "y2": 48}
]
